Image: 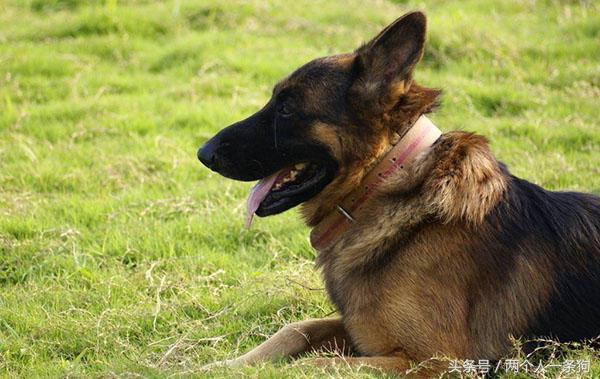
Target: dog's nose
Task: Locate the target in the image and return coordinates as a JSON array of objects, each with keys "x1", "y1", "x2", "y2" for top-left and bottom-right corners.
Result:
[{"x1": 198, "y1": 142, "x2": 217, "y2": 170}]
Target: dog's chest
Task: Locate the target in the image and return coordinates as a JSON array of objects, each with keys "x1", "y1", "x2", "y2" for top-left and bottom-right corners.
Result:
[
  {"x1": 319, "y1": 241, "x2": 469, "y2": 359},
  {"x1": 329, "y1": 273, "x2": 423, "y2": 356},
  {"x1": 322, "y1": 261, "x2": 419, "y2": 356}
]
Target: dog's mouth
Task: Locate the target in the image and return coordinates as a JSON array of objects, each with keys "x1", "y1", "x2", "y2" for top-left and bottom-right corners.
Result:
[{"x1": 246, "y1": 162, "x2": 331, "y2": 227}]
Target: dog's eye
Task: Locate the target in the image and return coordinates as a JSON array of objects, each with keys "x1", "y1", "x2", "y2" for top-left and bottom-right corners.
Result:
[{"x1": 277, "y1": 103, "x2": 293, "y2": 117}]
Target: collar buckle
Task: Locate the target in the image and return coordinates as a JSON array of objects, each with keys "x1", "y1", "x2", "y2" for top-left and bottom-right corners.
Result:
[{"x1": 336, "y1": 205, "x2": 356, "y2": 223}]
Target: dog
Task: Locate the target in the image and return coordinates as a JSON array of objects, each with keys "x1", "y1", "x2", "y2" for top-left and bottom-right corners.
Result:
[{"x1": 198, "y1": 11, "x2": 600, "y2": 376}]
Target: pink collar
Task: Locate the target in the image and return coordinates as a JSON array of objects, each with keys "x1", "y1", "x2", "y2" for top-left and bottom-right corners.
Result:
[{"x1": 310, "y1": 115, "x2": 442, "y2": 250}]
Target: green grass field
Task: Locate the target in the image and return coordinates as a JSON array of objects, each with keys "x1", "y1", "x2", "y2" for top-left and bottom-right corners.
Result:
[{"x1": 0, "y1": 0, "x2": 598, "y2": 377}]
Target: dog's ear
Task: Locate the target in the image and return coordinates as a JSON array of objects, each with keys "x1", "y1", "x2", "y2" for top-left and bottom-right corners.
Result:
[{"x1": 350, "y1": 11, "x2": 427, "y2": 115}]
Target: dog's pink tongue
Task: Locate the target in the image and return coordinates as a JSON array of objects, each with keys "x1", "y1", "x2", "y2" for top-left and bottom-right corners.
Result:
[{"x1": 245, "y1": 171, "x2": 280, "y2": 229}]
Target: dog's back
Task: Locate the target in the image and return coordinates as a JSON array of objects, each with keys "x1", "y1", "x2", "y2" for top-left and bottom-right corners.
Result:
[{"x1": 497, "y1": 176, "x2": 600, "y2": 342}]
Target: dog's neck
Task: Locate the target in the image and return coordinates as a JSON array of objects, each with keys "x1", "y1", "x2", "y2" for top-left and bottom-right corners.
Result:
[{"x1": 310, "y1": 115, "x2": 442, "y2": 251}]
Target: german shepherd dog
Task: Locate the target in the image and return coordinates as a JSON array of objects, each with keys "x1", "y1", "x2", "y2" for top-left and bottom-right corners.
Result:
[{"x1": 198, "y1": 11, "x2": 600, "y2": 376}]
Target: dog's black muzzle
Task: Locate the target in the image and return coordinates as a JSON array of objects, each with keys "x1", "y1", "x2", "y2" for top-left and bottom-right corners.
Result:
[{"x1": 197, "y1": 107, "x2": 295, "y2": 181}]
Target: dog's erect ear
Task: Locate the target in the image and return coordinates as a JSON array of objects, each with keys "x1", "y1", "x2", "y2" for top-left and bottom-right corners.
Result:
[{"x1": 350, "y1": 11, "x2": 427, "y2": 115}]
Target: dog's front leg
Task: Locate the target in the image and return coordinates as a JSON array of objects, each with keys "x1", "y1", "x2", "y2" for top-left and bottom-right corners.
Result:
[{"x1": 205, "y1": 317, "x2": 351, "y2": 368}]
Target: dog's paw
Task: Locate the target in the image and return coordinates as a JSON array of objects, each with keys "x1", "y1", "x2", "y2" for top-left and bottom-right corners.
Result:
[{"x1": 200, "y1": 359, "x2": 240, "y2": 371}]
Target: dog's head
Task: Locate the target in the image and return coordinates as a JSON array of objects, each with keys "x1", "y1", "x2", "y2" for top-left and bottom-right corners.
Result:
[{"x1": 198, "y1": 11, "x2": 440, "y2": 225}]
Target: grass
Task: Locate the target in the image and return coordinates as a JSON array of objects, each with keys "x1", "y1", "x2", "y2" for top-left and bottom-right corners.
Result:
[{"x1": 0, "y1": 0, "x2": 598, "y2": 377}]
